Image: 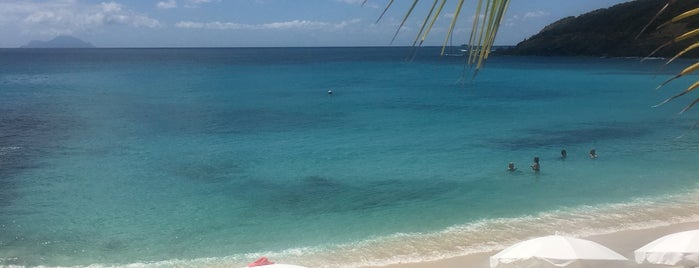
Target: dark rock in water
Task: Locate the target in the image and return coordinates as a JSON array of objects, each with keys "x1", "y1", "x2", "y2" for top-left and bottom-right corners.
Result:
[{"x1": 21, "y1": 35, "x2": 95, "y2": 48}]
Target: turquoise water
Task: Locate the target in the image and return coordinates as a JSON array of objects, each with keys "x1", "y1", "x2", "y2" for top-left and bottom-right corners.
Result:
[{"x1": 1, "y1": 47, "x2": 699, "y2": 267}]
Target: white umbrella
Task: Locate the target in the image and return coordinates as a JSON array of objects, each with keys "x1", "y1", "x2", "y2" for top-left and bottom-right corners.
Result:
[
  {"x1": 490, "y1": 235, "x2": 628, "y2": 268},
  {"x1": 254, "y1": 265, "x2": 308, "y2": 268},
  {"x1": 635, "y1": 229, "x2": 699, "y2": 268}
]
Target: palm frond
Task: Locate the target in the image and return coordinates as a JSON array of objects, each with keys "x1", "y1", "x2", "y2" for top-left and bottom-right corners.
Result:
[
  {"x1": 653, "y1": 81, "x2": 699, "y2": 107},
  {"x1": 466, "y1": 0, "x2": 511, "y2": 71},
  {"x1": 636, "y1": 0, "x2": 673, "y2": 39},
  {"x1": 645, "y1": 28, "x2": 699, "y2": 59},
  {"x1": 466, "y1": 0, "x2": 485, "y2": 60},
  {"x1": 413, "y1": 0, "x2": 440, "y2": 47},
  {"x1": 471, "y1": 0, "x2": 510, "y2": 71},
  {"x1": 657, "y1": 6, "x2": 699, "y2": 29},
  {"x1": 390, "y1": 0, "x2": 419, "y2": 44},
  {"x1": 377, "y1": 0, "x2": 510, "y2": 74},
  {"x1": 680, "y1": 97, "x2": 699, "y2": 114},
  {"x1": 657, "y1": 61, "x2": 699, "y2": 89},
  {"x1": 441, "y1": 0, "x2": 465, "y2": 55},
  {"x1": 642, "y1": 1, "x2": 699, "y2": 119},
  {"x1": 376, "y1": 0, "x2": 395, "y2": 24},
  {"x1": 468, "y1": 0, "x2": 489, "y2": 67},
  {"x1": 417, "y1": 0, "x2": 448, "y2": 47},
  {"x1": 666, "y1": 41, "x2": 699, "y2": 65}
]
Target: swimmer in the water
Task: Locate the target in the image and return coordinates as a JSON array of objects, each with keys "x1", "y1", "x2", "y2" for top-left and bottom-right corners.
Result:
[{"x1": 530, "y1": 157, "x2": 540, "y2": 172}]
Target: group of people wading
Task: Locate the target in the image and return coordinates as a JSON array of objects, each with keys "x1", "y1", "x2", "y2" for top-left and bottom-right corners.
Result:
[{"x1": 507, "y1": 148, "x2": 598, "y2": 172}]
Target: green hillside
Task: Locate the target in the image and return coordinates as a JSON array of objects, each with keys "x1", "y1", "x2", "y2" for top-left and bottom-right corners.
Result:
[{"x1": 502, "y1": 0, "x2": 699, "y2": 57}]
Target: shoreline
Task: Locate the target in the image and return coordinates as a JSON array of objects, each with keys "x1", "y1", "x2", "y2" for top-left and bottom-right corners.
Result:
[{"x1": 364, "y1": 220, "x2": 699, "y2": 268}]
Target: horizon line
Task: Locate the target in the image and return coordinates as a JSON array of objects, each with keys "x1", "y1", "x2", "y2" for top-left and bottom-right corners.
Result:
[{"x1": 3, "y1": 45, "x2": 517, "y2": 49}]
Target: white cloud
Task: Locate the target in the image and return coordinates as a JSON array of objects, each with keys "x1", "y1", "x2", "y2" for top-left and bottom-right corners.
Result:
[
  {"x1": 336, "y1": 0, "x2": 363, "y2": 4},
  {"x1": 176, "y1": 19, "x2": 361, "y2": 31},
  {"x1": 174, "y1": 21, "x2": 203, "y2": 28},
  {"x1": 503, "y1": 10, "x2": 550, "y2": 27},
  {"x1": 1, "y1": 0, "x2": 161, "y2": 36},
  {"x1": 176, "y1": 21, "x2": 242, "y2": 30},
  {"x1": 184, "y1": 0, "x2": 218, "y2": 8},
  {"x1": 524, "y1": 10, "x2": 549, "y2": 18},
  {"x1": 337, "y1": 0, "x2": 380, "y2": 8},
  {"x1": 157, "y1": 0, "x2": 177, "y2": 9},
  {"x1": 262, "y1": 20, "x2": 345, "y2": 30},
  {"x1": 0, "y1": 1, "x2": 64, "y2": 26},
  {"x1": 100, "y1": 2, "x2": 122, "y2": 13}
]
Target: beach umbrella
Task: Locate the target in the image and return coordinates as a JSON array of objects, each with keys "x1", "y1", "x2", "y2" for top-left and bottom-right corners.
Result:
[
  {"x1": 246, "y1": 257, "x2": 308, "y2": 268},
  {"x1": 251, "y1": 265, "x2": 307, "y2": 268},
  {"x1": 245, "y1": 263, "x2": 307, "y2": 268},
  {"x1": 635, "y1": 229, "x2": 699, "y2": 268},
  {"x1": 490, "y1": 235, "x2": 628, "y2": 268}
]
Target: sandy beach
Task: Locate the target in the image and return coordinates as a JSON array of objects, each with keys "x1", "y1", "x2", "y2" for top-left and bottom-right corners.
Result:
[{"x1": 366, "y1": 221, "x2": 699, "y2": 268}]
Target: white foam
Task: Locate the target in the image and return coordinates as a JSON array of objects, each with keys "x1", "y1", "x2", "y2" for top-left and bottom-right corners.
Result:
[
  {"x1": 0, "y1": 146, "x2": 21, "y2": 156},
  {"x1": 6, "y1": 191, "x2": 699, "y2": 268},
  {"x1": 1, "y1": 74, "x2": 50, "y2": 85}
]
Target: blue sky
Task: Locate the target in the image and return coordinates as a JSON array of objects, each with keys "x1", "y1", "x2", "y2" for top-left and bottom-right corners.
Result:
[{"x1": 0, "y1": 0, "x2": 631, "y2": 48}]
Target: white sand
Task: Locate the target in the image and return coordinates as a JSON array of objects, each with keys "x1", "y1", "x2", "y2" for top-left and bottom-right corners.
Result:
[{"x1": 363, "y1": 221, "x2": 699, "y2": 268}]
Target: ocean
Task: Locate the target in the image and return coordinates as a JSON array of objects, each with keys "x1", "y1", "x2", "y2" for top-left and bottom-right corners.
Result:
[{"x1": 1, "y1": 47, "x2": 698, "y2": 268}]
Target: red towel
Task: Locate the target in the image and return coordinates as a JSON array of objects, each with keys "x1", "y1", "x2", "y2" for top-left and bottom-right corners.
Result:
[{"x1": 248, "y1": 257, "x2": 275, "y2": 267}]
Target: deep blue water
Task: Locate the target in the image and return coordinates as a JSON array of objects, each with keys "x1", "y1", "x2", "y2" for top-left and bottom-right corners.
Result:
[{"x1": 1, "y1": 47, "x2": 698, "y2": 268}]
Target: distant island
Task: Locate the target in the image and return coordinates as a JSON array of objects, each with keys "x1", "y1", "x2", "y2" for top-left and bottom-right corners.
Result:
[
  {"x1": 21, "y1": 35, "x2": 95, "y2": 48},
  {"x1": 501, "y1": 0, "x2": 699, "y2": 58}
]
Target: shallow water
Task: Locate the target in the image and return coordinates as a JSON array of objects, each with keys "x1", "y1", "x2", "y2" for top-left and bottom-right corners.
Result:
[{"x1": 0, "y1": 47, "x2": 698, "y2": 267}]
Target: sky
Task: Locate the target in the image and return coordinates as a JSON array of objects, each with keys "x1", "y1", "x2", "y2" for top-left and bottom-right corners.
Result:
[{"x1": 0, "y1": 0, "x2": 633, "y2": 48}]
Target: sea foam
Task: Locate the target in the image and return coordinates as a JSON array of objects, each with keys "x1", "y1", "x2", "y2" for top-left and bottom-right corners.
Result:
[{"x1": 12, "y1": 191, "x2": 698, "y2": 268}]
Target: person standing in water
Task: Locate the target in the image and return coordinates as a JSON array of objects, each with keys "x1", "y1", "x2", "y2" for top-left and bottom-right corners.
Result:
[
  {"x1": 507, "y1": 162, "x2": 516, "y2": 172},
  {"x1": 560, "y1": 149, "x2": 567, "y2": 159},
  {"x1": 530, "y1": 157, "x2": 540, "y2": 172},
  {"x1": 589, "y1": 149, "x2": 598, "y2": 159}
]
